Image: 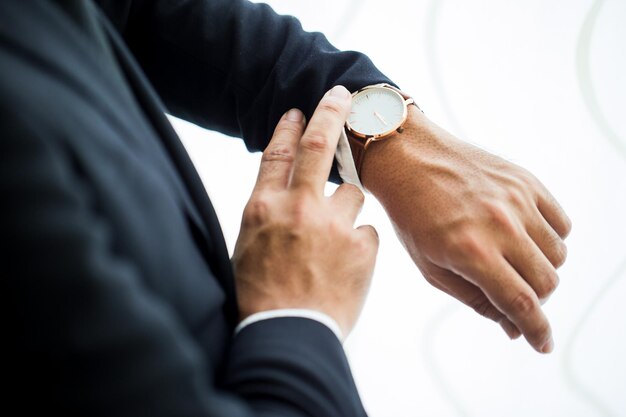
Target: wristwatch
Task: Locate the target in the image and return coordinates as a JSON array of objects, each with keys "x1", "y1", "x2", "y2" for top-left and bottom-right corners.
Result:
[{"x1": 345, "y1": 83, "x2": 421, "y2": 177}]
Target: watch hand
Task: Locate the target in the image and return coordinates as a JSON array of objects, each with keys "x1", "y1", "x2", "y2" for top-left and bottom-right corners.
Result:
[{"x1": 373, "y1": 111, "x2": 389, "y2": 126}]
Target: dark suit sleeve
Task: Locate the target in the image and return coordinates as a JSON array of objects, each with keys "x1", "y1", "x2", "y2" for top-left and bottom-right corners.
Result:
[
  {"x1": 95, "y1": 0, "x2": 393, "y2": 182},
  {"x1": 1, "y1": 112, "x2": 366, "y2": 416}
]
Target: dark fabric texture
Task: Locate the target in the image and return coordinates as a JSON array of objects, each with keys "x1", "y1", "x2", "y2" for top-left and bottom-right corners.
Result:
[{"x1": 1, "y1": 0, "x2": 392, "y2": 415}]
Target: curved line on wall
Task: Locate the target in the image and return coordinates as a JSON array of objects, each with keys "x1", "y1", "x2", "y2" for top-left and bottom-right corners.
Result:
[
  {"x1": 575, "y1": 0, "x2": 625, "y2": 158},
  {"x1": 562, "y1": 0, "x2": 625, "y2": 416},
  {"x1": 561, "y1": 258, "x2": 625, "y2": 417}
]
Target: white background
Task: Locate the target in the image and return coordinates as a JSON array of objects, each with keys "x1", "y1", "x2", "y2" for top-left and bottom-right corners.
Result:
[{"x1": 171, "y1": 0, "x2": 626, "y2": 415}]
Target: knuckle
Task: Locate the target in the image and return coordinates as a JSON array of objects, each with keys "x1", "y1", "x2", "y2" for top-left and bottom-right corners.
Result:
[
  {"x1": 537, "y1": 270, "x2": 559, "y2": 300},
  {"x1": 290, "y1": 193, "x2": 315, "y2": 224},
  {"x1": 509, "y1": 290, "x2": 538, "y2": 316},
  {"x1": 484, "y1": 200, "x2": 519, "y2": 235},
  {"x1": 370, "y1": 227, "x2": 380, "y2": 245},
  {"x1": 364, "y1": 226, "x2": 380, "y2": 247},
  {"x1": 564, "y1": 216, "x2": 573, "y2": 236},
  {"x1": 540, "y1": 227, "x2": 567, "y2": 268},
  {"x1": 349, "y1": 226, "x2": 377, "y2": 252},
  {"x1": 551, "y1": 239, "x2": 568, "y2": 268},
  {"x1": 470, "y1": 295, "x2": 501, "y2": 321},
  {"x1": 328, "y1": 217, "x2": 345, "y2": 235},
  {"x1": 355, "y1": 234, "x2": 376, "y2": 256},
  {"x1": 242, "y1": 197, "x2": 270, "y2": 227},
  {"x1": 470, "y1": 294, "x2": 491, "y2": 317},
  {"x1": 276, "y1": 119, "x2": 303, "y2": 136},
  {"x1": 301, "y1": 131, "x2": 330, "y2": 153},
  {"x1": 448, "y1": 229, "x2": 488, "y2": 265},
  {"x1": 342, "y1": 183, "x2": 365, "y2": 204},
  {"x1": 318, "y1": 98, "x2": 346, "y2": 118},
  {"x1": 517, "y1": 167, "x2": 539, "y2": 188},
  {"x1": 262, "y1": 145, "x2": 295, "y2": 164},
  {"x1": 506, "y1": 187, "x2": 529, "y2": 208},
  {"x1": 553, "y1": 210, "x2": 572, "y2": 239}
]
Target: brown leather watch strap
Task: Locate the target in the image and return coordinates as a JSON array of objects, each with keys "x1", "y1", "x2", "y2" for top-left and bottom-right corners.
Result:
[{"x1": 345, "y1": 84, "x2": 422, "y2": 179}]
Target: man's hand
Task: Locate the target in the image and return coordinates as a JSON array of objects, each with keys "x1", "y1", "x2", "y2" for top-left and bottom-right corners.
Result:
[
  {"x1": 232, "y1": 86, "x2": 379, "y2": 338},
  {"x1": 361, "y1": 106, "x2": 572, "y2": 353}
]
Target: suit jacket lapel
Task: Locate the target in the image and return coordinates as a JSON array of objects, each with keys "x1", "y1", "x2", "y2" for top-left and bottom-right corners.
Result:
[
  {"x1": 97, "y1": 13, "x2": 239, "y2": 326},
  {"x1": 0, "y1": 1, "x2": 238, "y2": 326}
]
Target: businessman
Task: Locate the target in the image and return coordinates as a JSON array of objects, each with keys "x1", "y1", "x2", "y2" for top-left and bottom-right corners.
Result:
[{"x1": 2, "y1": 0, "x2": 571, "y2": 415}]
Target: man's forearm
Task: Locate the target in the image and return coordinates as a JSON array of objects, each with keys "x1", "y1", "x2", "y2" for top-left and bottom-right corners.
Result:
[
  {"x1": 96, "y1": 0, "x2": 393, "y2": 165},
  {"x1": 356, "y1": 102, "x2": 570, "y2": 352}
]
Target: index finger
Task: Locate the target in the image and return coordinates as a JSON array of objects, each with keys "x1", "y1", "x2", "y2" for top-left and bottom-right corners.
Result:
[
  {"x1": 254, "y1": 109, "x2": 305, "y2": 191},
  {"x1": 465, "y1": 256, "x2": 553, "y2": 353},
  {"x1": 290, "y1": 86, "x2": 352, "y2": 193}
]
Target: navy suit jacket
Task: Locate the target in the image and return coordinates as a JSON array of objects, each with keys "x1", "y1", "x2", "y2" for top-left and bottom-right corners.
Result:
[{"x1": 1, "y1": 1, "x2": 392, "y2": 415}]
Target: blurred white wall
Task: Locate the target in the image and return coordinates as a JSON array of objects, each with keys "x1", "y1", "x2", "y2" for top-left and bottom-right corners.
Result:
[{"x1": 171, "y1": 0, "x2": 626, "y2": 415}]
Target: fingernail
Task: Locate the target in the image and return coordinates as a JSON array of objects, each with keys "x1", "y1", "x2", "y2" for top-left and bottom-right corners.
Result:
[
  {"x1": 286, "y1": 108, "x2": 303, "y2": 122},
  {"x1": 540, "y1": 337, "x2": 554, "y2": 354},
  {"x1": 328, "y1": 85, "x2": 350, "y2": 99}
]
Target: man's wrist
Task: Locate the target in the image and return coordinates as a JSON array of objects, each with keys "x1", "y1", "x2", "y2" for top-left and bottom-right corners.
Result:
[{"x1": 359, "y1": 105, "x2": 431, "y2": 195}]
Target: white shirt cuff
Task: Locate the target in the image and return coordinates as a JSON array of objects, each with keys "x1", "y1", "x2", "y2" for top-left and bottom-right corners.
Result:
[
  {"x1": 335, "y1": 129, "x2": 364, "y2": 192},
  {"x1": 234, "y1": 309, "x2": 344, "y2": 342}
]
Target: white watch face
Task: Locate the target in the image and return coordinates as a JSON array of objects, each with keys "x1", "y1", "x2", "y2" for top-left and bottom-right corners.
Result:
[{"x1": 347, "y1": 87, "x2": 406, "y2": 137}]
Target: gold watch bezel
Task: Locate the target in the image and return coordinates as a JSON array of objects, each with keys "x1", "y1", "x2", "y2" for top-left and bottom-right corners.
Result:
[{"x1": 344, "y1": 84, "x2": 414, "y2": 149}]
